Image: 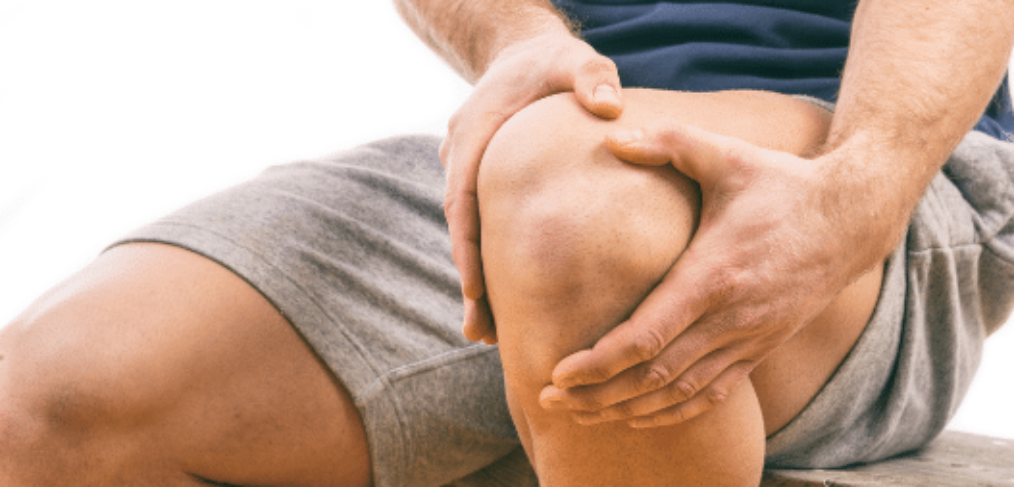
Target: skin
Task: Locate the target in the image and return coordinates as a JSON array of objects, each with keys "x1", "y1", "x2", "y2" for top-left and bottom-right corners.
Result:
[
  {"x1": 0, "y1": 0, "x2": 1009, "y2": 485},
  {"x1": 394, "y1": 0, "x2": 626, "y2": 344},
  {"x1": 0, "y1": 243, "x2": 372, "y2": 486},
  {"x1": 0, "y1": 88, "x2": 880, "y2": 487},
  {"x1": 480, "y1": 88, "x2": 883, "y2": 485},
  {"x1": 0, "y1": 89, "x2": 877, "y2": 486},
  {"x1": 548, "y1": 0, "x2": 1014, "y2": 425},
  {"x1": 399, "y1": 0, "x2": 1014, "y2": 426}
]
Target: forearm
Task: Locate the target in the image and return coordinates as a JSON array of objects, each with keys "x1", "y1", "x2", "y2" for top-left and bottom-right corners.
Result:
[
  {"x1": 392, "y1": 0, "x2": 573, "y2": 82},
  {"x1": 820, "y1": 0, "x2": 1014, "y2": 266}
]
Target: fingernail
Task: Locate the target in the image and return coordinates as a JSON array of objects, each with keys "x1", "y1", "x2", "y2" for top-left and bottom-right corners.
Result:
[
  {"x1": 539, "y1": 387, "x2": 566, "y2": 408},
  {"x1": 574, "y1": 412, "x2": 604, "y2": 425},
  {"x1": 609, "y1": 129, "x2": 643, "y2": 146},
  {"x1": 594, "y1": 84, "x2": 619, "y2": 104}
]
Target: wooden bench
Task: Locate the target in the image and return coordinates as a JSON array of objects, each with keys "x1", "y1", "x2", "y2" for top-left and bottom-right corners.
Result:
[
  {"x1": 451, "y1": 430, "x2": 1013, "y2": 485},
  {"x1": 762, "y1": 430, "x2": 1014, "y2": 486}
]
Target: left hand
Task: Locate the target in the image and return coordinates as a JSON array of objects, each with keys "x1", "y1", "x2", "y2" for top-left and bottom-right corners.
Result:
[{"x1": 539, "y1": 119, "x2": 892, "y2": 427}]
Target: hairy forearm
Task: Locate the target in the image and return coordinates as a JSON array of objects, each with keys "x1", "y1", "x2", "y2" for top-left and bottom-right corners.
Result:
[
  {"x1": 392, "y1": 0, "x2": 573, "y2": 82},
  {"x1": 820, "y1": 0, "x2": 1014, "y2": 267}
]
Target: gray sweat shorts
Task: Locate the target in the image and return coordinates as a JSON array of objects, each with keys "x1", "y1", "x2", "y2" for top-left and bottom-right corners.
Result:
[{"x1": 112, "y1": 119, "x2": 1014, "y2": 484}]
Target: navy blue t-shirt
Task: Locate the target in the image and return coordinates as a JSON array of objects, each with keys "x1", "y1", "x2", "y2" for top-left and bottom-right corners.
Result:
[{"x1": 551, "y1": 0, "x2": 1014, "y2": 141}]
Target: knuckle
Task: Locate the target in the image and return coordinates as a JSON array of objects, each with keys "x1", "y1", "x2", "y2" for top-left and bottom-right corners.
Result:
[
  {"x1": 442, "y1": 192, "x2": 459, "y2": 217},
  {"x1": 541, "y1": 75, "x2": 563, "y2": 94},
  {"x1": 717, "y1": 306, "x2": 764, "y2": 340},
  {"x1": 438, "y1": 140, "x2": 451, "y2": 167},
  {"x1": 711, "y1": 313, "x2": 740, "y2": 337},
  {"x1": 576, "y1": 393, "x2": 604, "y2": 411},
  {"x1": 446, "y1": 110, "x2": 464, "y2": 135},
  {"x1": 705, "y1": 386, "x2": 729, "y2": 406},
  {"x1": 669, "y1": 379, "x2": 698, "y2": 403},
  {"x1": 714, "y1": 265, "x2": 743, "y2": 292},
  {"x1": 654, "y1": 119, "x2": 684, "y2": 144},
  {"x1": 635, "y1": 415, "x2": 660, "y2": 428},
  {"x1": 631, "y1": 328, "x2": 666, "y2": 362},
  {"x1": 581, "y1": 56, "x2": 618, "y2": 77},
  {"x1": 650, "y1": 408, "x2": 683, "y2": 427},
  {"x1": 582, "y1": 365, "x2": 614, "y2": 385},
  {"x1": 615, "y1": 400, "x2": 639, "y2": 418},
  {"x1": 674, "y1": 406, "x2": 690, "y2": 424},
  {"x1": 484, "y1": 106, "x2": 514, "y2": 125},
  {"x1": 446, "y1": 114, "x2": 458, "y2": 132},
  {"x1": 707, "y1": 266, "x2": 747, "y2": 307},
  {"x1": 720, "y1": 143, "x2": 750, "y2": 166},
  {"x1": 637, "y1": 364, "x2": 671, "y2": 394},
  {"x1": 735, "y1": 308, "x2": 765, "y2": 334}
]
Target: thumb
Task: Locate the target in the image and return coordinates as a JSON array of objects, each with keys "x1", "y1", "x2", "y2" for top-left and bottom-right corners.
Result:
[
  {"x1": 606, "y1": 119, "x2": 752, "y2": 188},
  {"x1": 571, "y1": 55, "x2": 624, "y2": 120}
]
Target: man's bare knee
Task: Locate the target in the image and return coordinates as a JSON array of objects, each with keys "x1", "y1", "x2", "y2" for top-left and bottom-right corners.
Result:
[
  {"x1": 478, "y1": 93, "x2": 700, "y2": 379},
  {"x1": 476, "y1": 92, "x2": 767, "y2": 486}
]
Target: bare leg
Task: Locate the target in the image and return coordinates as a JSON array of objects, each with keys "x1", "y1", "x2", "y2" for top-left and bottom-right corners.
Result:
[
  {"x1": 478, "y1": 89, "x2": 882, "y2": 485},
  {"x1": 0, "y1": 243, "x2": 371, "y2": 486}
]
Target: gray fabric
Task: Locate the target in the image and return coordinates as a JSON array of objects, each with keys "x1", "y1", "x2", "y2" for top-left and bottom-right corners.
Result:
[
  {"x1": 766, "y1": 128, "x2": 1014, "y2": 467},
  {"x1": 113, "y1": 122, "x2": 1014, "y2": 482},
  {"x1": 114, "y1": 135, "x2": 530, "y2": 487}
]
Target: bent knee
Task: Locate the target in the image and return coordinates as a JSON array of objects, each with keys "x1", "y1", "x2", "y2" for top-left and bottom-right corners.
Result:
[
  {"x1": 477, "y1": 94, "x2": 703, "y2": 392},
  {"x1": 478, "y1": 93, "x2": 700, "y2": 301}
]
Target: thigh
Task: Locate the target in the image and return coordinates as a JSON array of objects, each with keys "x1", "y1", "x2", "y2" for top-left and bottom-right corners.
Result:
[
  {"x1": 106, "y1": 135, "x2": 522, "y2": 486},
  {"x1": 0, "y1": 243, "x2": 370, "y2": 486},
  {"x1": 2, "y1": 134, "x2": 525, "y2": 487}
]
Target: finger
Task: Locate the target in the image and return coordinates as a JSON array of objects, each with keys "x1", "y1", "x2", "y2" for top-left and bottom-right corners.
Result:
[
  {"x1": 462, "y1": 295, "x2": 497, "y2": 344},
  {"x1": 438, "y1": 136, "x2": 452, "y2": 170},
  {"x1": 443, "y1": 179, "x2": 484, "y2": 300},
  {"x1": 540, "y1": 324, "x2": 715, "y2": 412},
  {"x1": 477, "y1": 295, "x2": 497, "y2": 344},
  {"x1": 545, "y1": 338, "x2": 738, "y2": 421},
  {"x1": 606, "y1": 119, "x2": 761, "y2": 187},
  {"x1": 570, "y1": 55, "x2": 623, "y2": 119},
  {"x1": 551, "y1": 246, "x2": 723, "y2": 389},
  {"x1": 441, "y1": 98, "x2": 509, "y2": 300},
  {"x1": 604, "y1": 129, "x2": 670, "y2": 166},
  {"x1": 627, "y1": 361, "x2": 755, "y2": 428},
  {"x1": 589, "y1": 348, "x2": 743, "y2": 422}
]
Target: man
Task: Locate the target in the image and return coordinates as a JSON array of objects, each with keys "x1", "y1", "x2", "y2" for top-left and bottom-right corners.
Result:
[{"x1": 0, "y1": 0, "x2": 1011, "y2": 486}]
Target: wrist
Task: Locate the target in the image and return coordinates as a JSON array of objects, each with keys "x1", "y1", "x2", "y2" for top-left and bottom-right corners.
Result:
[
  {"x1": 395, "y1": 0, "x2": 575, "y2": 83},
  {"x1": 812, "y1": 140, "x2": 925, "y2": 273},
  {"x1": 481, "y1": 12, "x2": 575, "y2": 78}
]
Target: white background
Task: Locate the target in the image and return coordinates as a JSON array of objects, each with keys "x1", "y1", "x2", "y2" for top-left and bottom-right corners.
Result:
[{"x1": 1, "y1": 1, "x2": 1012, "y2": 439}]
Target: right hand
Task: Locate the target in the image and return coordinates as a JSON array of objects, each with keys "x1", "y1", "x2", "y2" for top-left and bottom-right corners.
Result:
[{"x1": 441, "y1": 32, "x2": 624, "y2": 344}]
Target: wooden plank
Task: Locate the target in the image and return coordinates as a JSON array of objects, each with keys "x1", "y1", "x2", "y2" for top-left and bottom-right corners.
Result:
[{"x1": 762, "y1": 430, "x2": 1014, "y2": 486}]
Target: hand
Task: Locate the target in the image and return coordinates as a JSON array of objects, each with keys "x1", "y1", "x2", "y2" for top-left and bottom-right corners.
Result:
[
  {"x1": 539, "y1": 119, "x2": 888, "y2": 426},
  {"x1": 442, "y1": 32, "x2": 624, "y2": 344}
]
